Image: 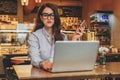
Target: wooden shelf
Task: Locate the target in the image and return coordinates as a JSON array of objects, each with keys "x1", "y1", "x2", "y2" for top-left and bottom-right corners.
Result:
[{"x1": 0, "y1": 30, "x2": 31, "y2": 32}]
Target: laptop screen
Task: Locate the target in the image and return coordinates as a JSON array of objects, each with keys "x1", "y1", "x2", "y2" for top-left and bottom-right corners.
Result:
[{"x1": 52, "y1": 41, "x2": 99, "y2": 72}]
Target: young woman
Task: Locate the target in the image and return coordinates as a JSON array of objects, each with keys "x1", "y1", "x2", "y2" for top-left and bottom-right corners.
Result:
[{"x1": 28, "y1": 3, "x2": 84, "y2": 71}]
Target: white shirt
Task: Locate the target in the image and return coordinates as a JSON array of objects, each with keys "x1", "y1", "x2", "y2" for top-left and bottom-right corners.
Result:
[{"x1": 28, "y1": 27, "x2": 67, "y2": 68}]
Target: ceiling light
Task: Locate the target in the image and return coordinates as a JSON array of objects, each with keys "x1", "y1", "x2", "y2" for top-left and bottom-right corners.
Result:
[
  {"x1": 35, "y1": 0, "x2": 41, "y2": 3},
  {"x1": 21, "y1": 0, "x2": 29, "y2": 6}
]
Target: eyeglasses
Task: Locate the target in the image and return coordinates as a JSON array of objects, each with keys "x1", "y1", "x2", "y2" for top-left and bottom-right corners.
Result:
[{"x1": 41, "y1": 13, "x2": 55, "y2": 19}]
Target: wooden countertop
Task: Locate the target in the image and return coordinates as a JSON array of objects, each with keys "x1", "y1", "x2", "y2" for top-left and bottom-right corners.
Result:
[{"x1": 13, "y1": 62, "x2": 120, "y2": 80}]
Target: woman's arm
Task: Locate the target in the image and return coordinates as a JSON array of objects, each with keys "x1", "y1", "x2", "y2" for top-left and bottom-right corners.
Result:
[
  {"x1": 28, "y1": 34, "x2": 42, "y2": 68},
  {"x1": 28, "y1": 33, "x2": 53, "y2": 71},
  {"x1": 72, "y1": 26, "x2": 85, "y2": 40}
]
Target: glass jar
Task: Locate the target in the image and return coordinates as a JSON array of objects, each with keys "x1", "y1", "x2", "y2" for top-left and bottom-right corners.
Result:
[{"x1": 99, "y1": 51, "x2": 106, "y2": 65}]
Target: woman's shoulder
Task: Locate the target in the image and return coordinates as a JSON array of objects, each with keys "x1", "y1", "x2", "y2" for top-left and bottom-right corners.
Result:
[
  {"x1": 31, "y1": 29, "x2": 42, "y2": 35},
  {"x1": 33, "y1": 28, "x2": 42, "y2": 34},
  {"x1": 29, "y1": 28, "x2": 43, "y2": 38}
]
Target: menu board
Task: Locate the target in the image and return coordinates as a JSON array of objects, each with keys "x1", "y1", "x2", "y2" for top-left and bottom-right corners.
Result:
[
  {"x1": 58, "y1": 6, "x2": 82, "y2": 17},
  {"x1": 0, "y1": 0, "x2": 17, "y2": 15}
]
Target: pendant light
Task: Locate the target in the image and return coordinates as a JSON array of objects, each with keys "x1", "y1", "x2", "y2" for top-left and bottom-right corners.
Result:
[
  {"x1": 35, "y1": 0, "x2": 41, "y2": 3},
  {"x1": 21, "y1": 0, "x2": 29, "y2": 6}
]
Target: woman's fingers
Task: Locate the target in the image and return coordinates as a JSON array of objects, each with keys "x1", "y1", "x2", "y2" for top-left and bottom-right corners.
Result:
[
  {"x1": 78, "y1": 26, "x2": 85, "y2": 33},
  {"x1": 46, "y1": 62, "x2": 52, "y2": 71},
  {"x1": 41, "y1": 61, "x2": 52, "y2": 71},
  {"x1": 72, "y1": 26, "x2": 85, "y2": 40}
]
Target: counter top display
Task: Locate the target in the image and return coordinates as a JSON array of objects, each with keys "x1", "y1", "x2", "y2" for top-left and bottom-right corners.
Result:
[{"x1": 0, "y1": 45, "x2": 28, "y2": 55}]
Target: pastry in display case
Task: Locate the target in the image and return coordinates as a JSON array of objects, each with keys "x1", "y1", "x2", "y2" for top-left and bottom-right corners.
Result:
[
  {"x1": 58, "y1": 6, "x2": 82, "y2": 40},
  {"x1": 0, "y1": 45, "x2": 28, "y2": 55},
  {"x1": 60, "y1": 17, "x2": 83, "y2": 40}
]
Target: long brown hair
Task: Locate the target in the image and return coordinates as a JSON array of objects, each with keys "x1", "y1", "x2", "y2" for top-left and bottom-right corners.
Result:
[{"x1": 34, "y1": 3, "x2": 64, "y2": 41}]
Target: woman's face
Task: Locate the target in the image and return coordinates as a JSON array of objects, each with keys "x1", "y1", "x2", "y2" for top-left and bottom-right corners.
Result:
[{"x1": 40, "y1": 7, "x2": 55, "y2": 28}]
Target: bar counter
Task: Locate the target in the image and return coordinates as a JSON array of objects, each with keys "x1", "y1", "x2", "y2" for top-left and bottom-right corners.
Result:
[{"x1": 13, "y1": 62, "x2": 120, "y2": 80}]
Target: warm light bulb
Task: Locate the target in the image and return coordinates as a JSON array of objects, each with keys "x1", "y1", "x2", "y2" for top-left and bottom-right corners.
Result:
[
  {"x1": 35, "y1": 0, "x2": 41, "y2": 3},
  {"x1": 21, "y1": 0, "x2": 29, "y2": 6}
]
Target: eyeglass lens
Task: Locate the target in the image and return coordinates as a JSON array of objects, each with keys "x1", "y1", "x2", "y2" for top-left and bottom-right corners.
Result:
[{"x1": 42, "y1": 13, "x2": 54, "y2": 19}]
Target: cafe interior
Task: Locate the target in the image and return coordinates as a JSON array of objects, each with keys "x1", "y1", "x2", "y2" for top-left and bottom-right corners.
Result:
[{"x1": 0, "y1": 0, "x2": 120, "y2": 80}]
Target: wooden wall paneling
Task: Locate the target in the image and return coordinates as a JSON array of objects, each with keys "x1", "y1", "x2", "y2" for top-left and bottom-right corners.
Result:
[
  {"x1": 23, "y1": 0, "x2": 82, "y2": 23},
  {"x1": 23, "y1": 0, "x2": 36, "y2": 15},
  {"x1": 17, "y1": 0, "x2": 23, "y2": 23},
  {"x1": 84, "y1": 0, "x2": 120, "y2": 48},
  {"x1": 111, "y1": 0, "x2": 120, "y2": 47}
]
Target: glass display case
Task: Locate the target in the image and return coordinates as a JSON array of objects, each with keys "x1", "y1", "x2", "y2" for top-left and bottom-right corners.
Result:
[{"x1": 0, "y1": 23, "x2": 34, "y2": 55}]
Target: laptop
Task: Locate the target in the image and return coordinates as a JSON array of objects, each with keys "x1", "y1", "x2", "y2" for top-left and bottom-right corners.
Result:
[{"x1": 51, "y1": 41, "x2": 99, "y2": 72}]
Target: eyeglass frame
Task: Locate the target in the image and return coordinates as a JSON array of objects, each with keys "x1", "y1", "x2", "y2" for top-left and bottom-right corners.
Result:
[{"x1": 41, "y1": 13, "x2": 55, "y2": 19}]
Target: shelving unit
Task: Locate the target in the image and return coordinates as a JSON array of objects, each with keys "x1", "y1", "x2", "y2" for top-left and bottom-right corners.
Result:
[
  {"x1": 90, "y1": 12, "x2": 112, "y2": 45},
  {"x1": 91, "y1": 23, "x2": 111, "y2": 45}
]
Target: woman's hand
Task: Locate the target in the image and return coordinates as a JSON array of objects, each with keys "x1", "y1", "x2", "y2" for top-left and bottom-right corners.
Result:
[
  {"x1": 72, "y1": 26, "x2": 85, "y2": 40},
  {"x1": 40, "y1": 61, "x2": 52, "y2": 71}
]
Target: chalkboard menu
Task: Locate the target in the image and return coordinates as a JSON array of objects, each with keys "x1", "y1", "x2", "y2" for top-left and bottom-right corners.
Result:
[
  {"x1": 58, "y1": 6, "x2": 82, "y2": 17},
  {"x1": 0, "y1": 0, "x2": 17, "y2": 15}
]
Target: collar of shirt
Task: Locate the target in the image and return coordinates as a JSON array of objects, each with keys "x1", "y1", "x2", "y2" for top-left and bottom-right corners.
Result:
[{"x1": 42, "y1": 27, "x2": 54, "y2": 44}]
